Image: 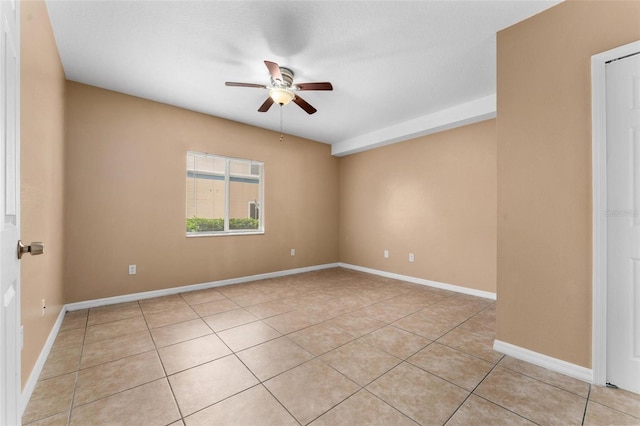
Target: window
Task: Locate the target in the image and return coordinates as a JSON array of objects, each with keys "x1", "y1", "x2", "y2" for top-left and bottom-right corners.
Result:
[{"x1": 186, "y1": 151, "x2": 264, "y2": 236}]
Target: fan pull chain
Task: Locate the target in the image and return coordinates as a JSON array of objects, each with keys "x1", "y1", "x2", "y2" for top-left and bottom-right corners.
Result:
[{"x1": 279, "y1": 106, "x2": 284, "y2": 142}]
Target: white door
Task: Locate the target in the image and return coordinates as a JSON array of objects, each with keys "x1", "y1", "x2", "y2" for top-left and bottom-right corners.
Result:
[
  {"x1": 0, "y1": 0, "x2": 20, "y2": 423},
  {"x1": 606, "y1": 52, "x2": 640, "y2": 394}
]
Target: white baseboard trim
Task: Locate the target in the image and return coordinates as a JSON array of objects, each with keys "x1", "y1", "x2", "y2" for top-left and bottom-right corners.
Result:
[
  {"x1": 493, "y1": 339, "x2": 593, "y2": 383},
  {"x1": 20, "y1": 306, "x2": 66, "y2": 417},
  {"x1": 338, "y1": 263, "x2": 496, "y2": 300},
  {"x1": 65, "y1": 262, "x2": 340, "y2": 311}
]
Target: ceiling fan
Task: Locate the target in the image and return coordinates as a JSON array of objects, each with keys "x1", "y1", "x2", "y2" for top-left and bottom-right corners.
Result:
[{"x1": 225, "y1": 60, "x2": 333, "y2": 115}]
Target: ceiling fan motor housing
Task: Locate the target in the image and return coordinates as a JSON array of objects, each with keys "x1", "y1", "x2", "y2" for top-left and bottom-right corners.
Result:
[{"x1": 274, "y1": 67, "x2": 295, "y2": 88}]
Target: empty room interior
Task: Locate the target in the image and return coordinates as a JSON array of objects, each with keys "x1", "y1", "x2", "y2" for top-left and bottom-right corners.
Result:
[{"x1": 7, "y1": 0, "x2": 640, "y2": 424}]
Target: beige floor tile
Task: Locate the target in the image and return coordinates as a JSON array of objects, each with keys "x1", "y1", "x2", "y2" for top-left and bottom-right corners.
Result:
[
  {"x1": 499, "y1": 356, "x2": 590, "y2": 397},
  {"x1": 474, "y1": 366, "x2": 587, "y2": 425},
  {"x1": 439, "y1": 294, "x2": 492, "y2": 312},
  {"x1": 190, "y1": 298, "x2": 240, "y2": 317},
  {"x1": 437, "y1": 326, "x2": 502, "y2": 363},
  {"x1": 73, "y1": 350, "x2": 165, "y2": 406},
  {"x1": 150, "y1": 318, "x2": 212, "y2": 347},
  {"x1": 263, "y1": 310, "x2": 318, "y2": 333},
  {"x1": 327, "y1": 312, "x2": 386, "y2": 337},
  {"x1": 357, "y1": 302, "x2": 414, "y2": 323},
  {"x1": 301, "y1": 304, "x2": 352, "y2": 322},
  {"x1": 289, "y1": 323, "x2": 354, "y2": 356},
  {"x1": 180, "y1": 287, "x2": 225, "y2": 305},
  {"x1": 393, "y1": 309, "x2": 461, "y2": 340},
  {"x1": 24, "y1": 411, "x2": 69, "y2": 426},
  {"x1": 459, "y1": 306, "x2": 496, "y2": 335},
  {"x1": 588, "y1": 385, "x2": 640, "y2": 418},
  {"x1": 59, "y1": 313, "x2": 87, "y2": 332},
  {"x1": 320, "y1": 340, "x2": 401, "y2": 386},
  {"x1": 80, "y1": 330, "x2": 155, "y2": 369},
  {"x1": 446, "y1": 395, "x2": 535, "y2": 425},
  {"x1": 360, "y1": 325, "x2": 431, "y2": 359},
  {"x1": 39, "y1": 345, "x2": 82, "y2": 380},
  {"x1": 388, "y1": 290, "x2": 450, "y2": 308},
  {"x1": 310, "y1": 389, "x2": 418, "y2": 426},
  {"x1": 408, "y1": 343, "x2": 493, "y2": 391},
  {"x1": 139, "y1": 294, "x2": 190, "y2": 314},
  {"x1": 184, "y1": 385, "x2": 298, "y2": 426},
  {"x1": 245, "y1": 300, "x2": 294, "y2": 319},
  {"x1": 158, "y1": 334, "x2": 231, "y2": 375},
  {"x1": 367, "y1": 362, "x2": 469, "y2": 425},
  {"x1": 69, "y1": 378, "x2": 180, "y2": 426},
  {"x1": 202, "y1": 308, "x2": 257, "y2": 332},
  {"x1": 281, "y1": 292, "x2": 329, "y2": 309},
  {"x1": 217, "y1": 320, "x2": 281, "y2": 351},
  {"x1": 84, "y1": 315, "x2": 148, "y2": 344},
  {"x1": 169, "y1": 355, "x2": 258, "y2": 416},
  {"x1": 264, "y1": 359, "x2": 360, "y2": 424},
  {"x1": 22, "y1": 373, "x2": 76, "y2": 424},
  {"x1": 230, "y1": 292, "x2": 278, "y2": 307},
  {"x1": 87, "y1": 302, "x2": 142, "y2": 326},
  {"x1": 51, "y1": 328, "x2": 85, "y2": 351},
  {"x1": 144, "y1": 305, "x2": 198, "y2": 329},
  {"x1": 236, "y1": 336, "x2": 314, "y2": 381},
  {"x1": 217, "y1": 283, "x2": 259, "y2": 298},
  {"x1": 583, "y1": 400, "x2": 640, "y2": 425}
]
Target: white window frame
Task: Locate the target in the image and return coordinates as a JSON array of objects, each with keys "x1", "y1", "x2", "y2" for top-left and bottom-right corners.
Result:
[{"x1": 186, "y1": 151, "x2": 264, "y2": 237}]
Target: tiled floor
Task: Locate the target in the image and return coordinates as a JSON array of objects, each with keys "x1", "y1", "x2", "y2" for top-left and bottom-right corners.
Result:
[{"x1": 23, "y1": 268, "x2": 640, "y2": 425}]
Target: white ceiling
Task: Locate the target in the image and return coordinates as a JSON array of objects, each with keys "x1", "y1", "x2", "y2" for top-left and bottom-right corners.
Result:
[{"x1": 45, "y1": 0, "x2": 560, "y2": 156}]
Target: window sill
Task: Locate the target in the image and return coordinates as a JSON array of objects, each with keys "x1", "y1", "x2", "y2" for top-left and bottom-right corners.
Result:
[{"x1": 186, "y1": 230, "x2": 265, "y2": 238}]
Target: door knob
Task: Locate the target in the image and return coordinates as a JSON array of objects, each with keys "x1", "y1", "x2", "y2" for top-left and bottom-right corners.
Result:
[{"x1": 17, "y1": 240, "x2": 44, "y2": 259}]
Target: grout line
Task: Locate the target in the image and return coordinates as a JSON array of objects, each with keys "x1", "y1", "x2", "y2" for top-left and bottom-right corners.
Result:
[
  {"x1": 581, "y1": 384, "x2": 592, "y2": 425},
  {"x1": 441, "y1": 357, "x2": 505, "y2": 425}
]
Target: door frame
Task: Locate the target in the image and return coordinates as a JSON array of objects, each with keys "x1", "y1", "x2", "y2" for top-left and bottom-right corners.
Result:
[{"x1": 591, "y1": 40, "x2": 640, "y2": 387}]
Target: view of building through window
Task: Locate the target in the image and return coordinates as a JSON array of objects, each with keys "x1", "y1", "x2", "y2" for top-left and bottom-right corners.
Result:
[{"x1": 186, "y1": 151, "x2": 263, "y2": 235}]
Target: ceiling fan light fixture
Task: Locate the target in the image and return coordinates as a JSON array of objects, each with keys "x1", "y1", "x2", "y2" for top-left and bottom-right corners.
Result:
[{"x1": 269, "y1": 88, "x2": 295, "y2": 106}]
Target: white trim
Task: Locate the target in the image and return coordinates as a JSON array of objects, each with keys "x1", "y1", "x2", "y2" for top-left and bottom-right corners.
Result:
[
  {"x1": 493, "y1": 339, "x2": 593, "y2": 383},
  {"x1": 331, "y1": 95, "x2": 496, "y2": 157},
  {"x1": 65, "y1": 263, "x2": 339, "y2": 311},
  {"x1": 338, "y1": 262, "x2": 496, "y2": 300},
  {"x1": 20, "y1": 306, "x2": 66, "y2": 416},
  {"x1": 591, "y1": 40, "x2": 640, "y2": 387}
]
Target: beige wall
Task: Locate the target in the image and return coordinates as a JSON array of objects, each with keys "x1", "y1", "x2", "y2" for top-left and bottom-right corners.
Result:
[
  {"x1": 20, "y1": 0, "x2": 66, "y2": 387},
  {"x1": 64, "y1": 82, "x2": 339, "y2": 302},
  {"x1": 496, "y1": 0, "x2": 640, "y2": 367},
  {"x1": 339, "y1": 119, "x2": 497, "y2": 293}
]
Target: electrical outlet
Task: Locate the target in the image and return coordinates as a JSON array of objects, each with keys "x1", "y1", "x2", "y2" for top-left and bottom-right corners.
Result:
[
  {"x1": 290, "y1": 249, "x2": 296, "y2": 256},
  {"x1": 129, "y1": 264, "x2": 136, "y2": 275},
  {"x1": 41, "y1": 298, "x2": 46, "y2": 316},
  {"x1": 409, "y1": 253, "x2": 415, "y2": 262},
  {"x1": 384, "y1": 250, "x2": 389, "y2": 258}
]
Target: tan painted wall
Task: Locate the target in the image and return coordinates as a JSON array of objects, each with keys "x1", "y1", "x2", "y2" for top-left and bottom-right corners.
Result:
[
  {"x1": 496, "y1": 0, "x2": 640, "y2": 368},
  {"x1": 339, "y1": 119, "x2": 497, "y2": 293},
  {"x1": 20, "y1": 0, "x2": 66, "y2": 387},
  {"x1": 64, "y1": 82, "x2": 339, "y2": 302}
]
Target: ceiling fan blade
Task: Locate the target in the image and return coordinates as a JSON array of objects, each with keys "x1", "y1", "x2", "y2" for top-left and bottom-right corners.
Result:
[
  {"x1": 258, "y1": 97, "x2": 274, "y2": 112},
  {"x1": 296, "y1": 82, "x2": 333, "y2": 91},
  {"x1": 225, "y1": 82, "x2": 267, "y2": 89},
  {"x1": 264, "y1": 60, "x2": 283, "y2": 82},
  {"x1": 293, "y1": 95, "x2": 317, "y2": 115}
]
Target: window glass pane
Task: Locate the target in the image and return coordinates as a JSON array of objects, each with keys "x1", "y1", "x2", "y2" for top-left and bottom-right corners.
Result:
[
  {"x1": 187, "y1": 152, "x2": 263, "y2": 235},
  {"x1": 229, "y1": 180, "x2": 260, "y2": 230}
]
